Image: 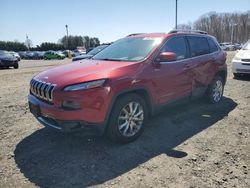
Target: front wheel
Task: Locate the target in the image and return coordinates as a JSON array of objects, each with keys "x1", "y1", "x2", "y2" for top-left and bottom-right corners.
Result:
[
  {"x1": 13, "y1": 63, "x2": 19, "y2": 69},
  {"x1": 106, "y1": 94, "x2": 148, "y2": 143},
  {"x1": 205, "y1": 76, "x2": 224, "y2": 104},
  {"x1": 233, "y1": 73, "x2": 242, "y2": 78}
]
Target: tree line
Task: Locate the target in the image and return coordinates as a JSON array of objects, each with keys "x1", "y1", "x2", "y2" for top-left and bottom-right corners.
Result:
[
  {"x1": 178, "y1": 11, "x2": 250, "y2": 43},
  {"x1": 0, "y1": 35, "x2": 100, "y2": 51},
  {"x1": 0, "y1": 41, "x2": 28, "y2": 51}
]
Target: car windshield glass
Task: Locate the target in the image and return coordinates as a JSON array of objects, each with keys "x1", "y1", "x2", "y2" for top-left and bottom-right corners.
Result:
[
  {"x1": 88, "y1": 45, "x2": 108, "y2": 56},
  {"x1": 242, "y1": 39, "x2": 250, "y2": 50},
  {"x1": 0, "y1": 50, "x2": 8, "y2": 56},
  {"x1": 93, "y1": 37, "x2": 163, "y2": 61}
]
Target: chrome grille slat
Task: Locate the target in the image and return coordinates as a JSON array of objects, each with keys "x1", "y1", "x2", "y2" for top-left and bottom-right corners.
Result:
[
  {"x1": 34, "y1": 81, "x2": 39, "y2": 94},
  {"x1": 30, "y1": 79, "x2": 56, "y2": 103}
]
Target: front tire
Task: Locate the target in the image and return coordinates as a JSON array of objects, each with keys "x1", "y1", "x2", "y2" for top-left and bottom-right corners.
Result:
[
  {"x1": 206, "y1": 76, "x2": 224, "y2": 104},
  {"x1": 106, "y1": 94, "x2": 148, "y2": 143},
  {"x1": 233, "y1": 73, "x2": 242, "y2": 78},
  {"x1": 13, "y1": 63, "x2": 19, "y2": 69}
]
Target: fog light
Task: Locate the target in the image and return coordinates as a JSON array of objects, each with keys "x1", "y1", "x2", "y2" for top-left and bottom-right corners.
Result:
[{"x1": 62, "y1": 100, "x2": 81, "y2": 110}]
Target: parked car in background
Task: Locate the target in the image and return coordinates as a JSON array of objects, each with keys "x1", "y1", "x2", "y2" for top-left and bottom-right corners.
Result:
[
  {"x1": 28, "y1": 30, "x2": 227, "y2": 143},
  {"x1": 33, "y1": 51, "x2": 45, "y2": 59},
  {"x1": 232, "y1": 39, "x2": 250, "y2": 77},
  {"x1": 44, "y1": 51, "x2": 65, "y2": 60},
  {"x1": 72, "y1": 45, "x2": 108, "y2": 61},
  {"x1": 18, "y1": 51, "x2": 27, "y2": 59},
  {"x1": 9, "y1": 51, "x2": 21, "y2": 61},
  {"x1": 0, "y1": 50, "x2": 19, "y2": 69},
  {"x1": 86, "y1": 47, "x2": 94, "y2": 54},
  {"x1": 233, "y1": 43, "x2": 242, "y2": 50},
  {"x1": 63, "y1": 50, "x2": 73, "y2": 58},
  {"x1": 72, "y1": 49, "x2": 86, "y2": 57},
  {"x1": 220, "y1": 42, "x2": 234, "y2": 51},
  {"x1": 26, "y1": 51, "x2": 36, "y2": 59}
]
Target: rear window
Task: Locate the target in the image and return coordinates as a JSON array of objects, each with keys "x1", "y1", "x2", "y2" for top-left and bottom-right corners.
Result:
[
  {"x1": 207, "y1": 37, "x2": 219, "y2": 53},
  {"x1": 187, "y1": 36, "x2": 210, "y2": 57}
]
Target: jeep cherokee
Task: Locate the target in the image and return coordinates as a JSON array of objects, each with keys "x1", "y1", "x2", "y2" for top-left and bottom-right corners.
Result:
[{"x1": 28, "y1": 30, "x2": 227, "y2": 143}]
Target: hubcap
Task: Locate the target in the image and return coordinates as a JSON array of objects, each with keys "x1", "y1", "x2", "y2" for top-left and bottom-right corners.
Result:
[
  {"x1": 118, "y1": 102, "x2": 144, "y2": 137},
  {"x1": 213, "y1": 80, "x2": 223, "y2": 102}
]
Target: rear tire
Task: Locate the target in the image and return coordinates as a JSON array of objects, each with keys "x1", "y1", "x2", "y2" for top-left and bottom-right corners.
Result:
[
  {"x1": 106, "y1": 94, "x2": 148, "y2": 143},
  {"x1": 205, "y1": 76, "x2": 224, "y2": 104}
]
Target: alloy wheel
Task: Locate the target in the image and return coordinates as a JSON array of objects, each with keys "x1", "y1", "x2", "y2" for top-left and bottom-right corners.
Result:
[{"x1": 117, "y1": 102, "x2": 144, "y2": 137}]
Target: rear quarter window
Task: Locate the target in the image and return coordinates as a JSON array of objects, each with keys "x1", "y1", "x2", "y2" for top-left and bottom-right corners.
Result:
[{"x1": 187, "y1": 36, "x2": 210, "y2": 57}]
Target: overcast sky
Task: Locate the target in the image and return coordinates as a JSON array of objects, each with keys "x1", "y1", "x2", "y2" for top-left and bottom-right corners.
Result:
[{"x1": 0, "y1": 0, "x2": 249, "y2": 46}]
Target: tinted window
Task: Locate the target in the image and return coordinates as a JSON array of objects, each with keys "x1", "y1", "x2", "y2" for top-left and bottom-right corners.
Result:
[
  {"x1": 207, "y1": 38, "x2": 218, "y2": 53},
  {"x1": 187, "y1": 36, "x2": 210, "y2": 57},
  {"x1": 161, "y1": 37, "x2": 187, "y2": 60}
]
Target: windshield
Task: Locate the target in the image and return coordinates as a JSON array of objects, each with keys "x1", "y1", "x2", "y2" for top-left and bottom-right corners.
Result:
[
  {"x1": 0, "y1": 50, "x2": 9, "y2": 56},
  {"x1": 88, "y1": 45, "x2": 108, "y2": 56},
  {"x1": 93, "y1": 37, "x2": 163, "y2": 61},
  {"x1": 242, "y1": 39, "x2": 250, "y2": 50}
]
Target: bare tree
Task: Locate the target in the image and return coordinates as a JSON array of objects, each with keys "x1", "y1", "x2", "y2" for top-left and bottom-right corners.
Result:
[{"x1": 193, "y1": 11, "x2": 250, "y2": 43}]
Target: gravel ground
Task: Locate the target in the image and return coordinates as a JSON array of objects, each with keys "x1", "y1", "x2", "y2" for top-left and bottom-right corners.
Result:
[{"x1": 0, "y1": 53, "x2": 249, "y2": 188}]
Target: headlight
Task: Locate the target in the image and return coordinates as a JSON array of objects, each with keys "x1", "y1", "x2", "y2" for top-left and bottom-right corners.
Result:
[
  {"x1": 64, "y1": 79, "x2": 106, "y2": 91},
  {"x1": 233, "y1": 56, "x2": 241, "y2": 61}
]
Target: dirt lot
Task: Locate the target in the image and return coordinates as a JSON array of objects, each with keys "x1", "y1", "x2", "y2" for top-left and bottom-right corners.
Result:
[{"x1": 0, "y1": 53, "x2": 249, "y2": 188}]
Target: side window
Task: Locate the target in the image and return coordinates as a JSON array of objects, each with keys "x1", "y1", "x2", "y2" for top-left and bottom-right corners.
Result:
[
  {"x1": 187, "y1": 36, "x2": 210, "y2": 57},
  {"x1": 207, "y1": 37, "x2": 219, "y2": 53},
  {"x1": 161, "y1": 37, "x2": 187, "y2": 61}
]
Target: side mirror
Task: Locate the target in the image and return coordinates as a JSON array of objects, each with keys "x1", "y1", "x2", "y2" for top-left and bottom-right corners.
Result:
[{"x1": 156, "y1": 52, "x2": 177, "y2": 62}]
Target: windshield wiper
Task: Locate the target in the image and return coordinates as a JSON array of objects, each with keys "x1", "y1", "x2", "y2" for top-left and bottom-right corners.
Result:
[{"x1": 96, "y1": 58, "x2": 123, "y2": 61}]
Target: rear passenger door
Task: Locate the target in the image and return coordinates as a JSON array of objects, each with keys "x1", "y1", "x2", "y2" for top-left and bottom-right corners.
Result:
[{"x1": 186, "y1": 36, "x2": 216, "y2": 96}]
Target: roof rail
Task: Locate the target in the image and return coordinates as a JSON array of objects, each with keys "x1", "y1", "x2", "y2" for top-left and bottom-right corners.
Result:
[
  {"x1": 126, "y1": 33, "x2": 145, "y2": 37},
  {"x1": 168, "y1": 29, "x2": 208, "y2": 35}
]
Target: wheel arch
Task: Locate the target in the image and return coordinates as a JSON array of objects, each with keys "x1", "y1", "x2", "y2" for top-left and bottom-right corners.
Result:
[
  {"x1": 215, "y1": 70, "x2": 227, "y2": 85},
  {"x1": 103, "y1": 87, "x2": 154, "y2": 132}
]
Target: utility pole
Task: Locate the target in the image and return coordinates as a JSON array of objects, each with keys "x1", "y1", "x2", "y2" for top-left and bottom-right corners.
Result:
[
  {"x1": 65, "y1": 24, "x2": 69, "y2": 49},
  {"x1": 231, "y1": 24, "x2": 237, "y2": 44},
  {"x1": 26, "y1": 34, "x2": 30, "y2": 50},
  {"x1": 175, "y1": 0, "x2": 178, "y2": 29}
]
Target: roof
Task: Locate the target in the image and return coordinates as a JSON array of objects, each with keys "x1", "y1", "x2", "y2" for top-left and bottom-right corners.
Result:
[{"x1": 126, "y1": 30, "x2": 209, "y2": 39}]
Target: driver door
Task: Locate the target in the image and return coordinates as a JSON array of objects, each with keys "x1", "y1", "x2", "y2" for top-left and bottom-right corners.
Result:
[{"x1": 151, "y1": 36, "x2": 193, "y2": 104}]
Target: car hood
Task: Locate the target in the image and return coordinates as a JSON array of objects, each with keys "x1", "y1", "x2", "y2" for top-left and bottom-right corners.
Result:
[
  {"x1": 34, "y1": 59, "x2": 139, "y2": 88},
  {"x1": 0, "y1": 55, "x2": 16, "y2": 61},
  {"x1": 236, "y1": 49, "x2": 250, "y2": 59}
]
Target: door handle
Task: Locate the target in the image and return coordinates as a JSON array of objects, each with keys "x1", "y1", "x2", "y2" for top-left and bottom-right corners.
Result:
[{"x1": 184, "y1": 63, "x2": 191, "y2": 68}]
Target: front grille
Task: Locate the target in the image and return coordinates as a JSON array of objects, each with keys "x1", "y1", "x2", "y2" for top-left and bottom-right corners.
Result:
[
  {"x1": 30, "y1": 79, "x2": 56, "y2": 102},
  {"x1": 236, "y1": 69, "x2": 250, "y2": 73},
  {"x1": 0, "y1": 59, "x2": 15, "y2": 64},
  {"x1": 241, "y1": 59, "x2": 250, "y2": 62},
  {"x1": 242, "y1": 63, "x2": 250, "y2": 66}
]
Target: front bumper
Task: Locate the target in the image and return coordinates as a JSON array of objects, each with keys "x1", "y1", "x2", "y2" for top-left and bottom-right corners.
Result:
[
  {"x1": 0, "y1": 60, "x2": 17, "y2": 66},
  {"x1": 232, "y1": 60, "x2": 250, "y2": 74},
  {"x1": 28, "y1": 94, "x2": 108, "y2": 134},
  {"x1": 36, "y1": 115, "x2": 105, "y2": 135}
]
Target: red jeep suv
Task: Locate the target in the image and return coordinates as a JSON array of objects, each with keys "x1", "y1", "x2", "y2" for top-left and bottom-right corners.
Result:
[{"x1": 28, "y1": 30, "x2": 227, "y2": 143}]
